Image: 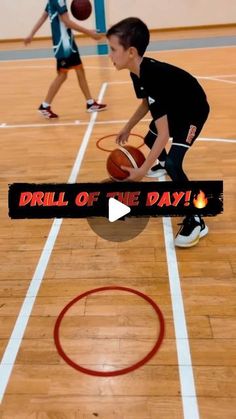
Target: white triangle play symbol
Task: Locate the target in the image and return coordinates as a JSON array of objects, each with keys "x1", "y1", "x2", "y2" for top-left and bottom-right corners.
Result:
[{"x1": 108, "y1": 198, "x2": 131, "y2": 222}]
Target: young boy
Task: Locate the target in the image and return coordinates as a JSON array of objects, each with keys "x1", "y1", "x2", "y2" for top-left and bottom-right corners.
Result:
[
  {"x1": 24, "y1": 0, "x2": 107, "y2": 118},
  {"x1": 106, "y1": 17, "x2": 210, "y2": 248}
]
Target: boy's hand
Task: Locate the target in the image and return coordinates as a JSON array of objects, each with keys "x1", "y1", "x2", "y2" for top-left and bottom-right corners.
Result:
[
  {"x1": 116, "y1": 129, "x2": 130, "y2": 145},
  {"x1": 89, "y1": 30, "x2": 102, "y2": 40},
  {"x1": 24, "y1": 36, "x2": 33, "y2": 45},
  {"x1": 121, "y1": 166, "x2": 145, "y2": 182}
]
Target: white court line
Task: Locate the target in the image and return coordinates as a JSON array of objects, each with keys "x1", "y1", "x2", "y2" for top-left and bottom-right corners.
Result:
[
  {"x1": 0, "y1": 65, "x2": 114, "y2": 70},
  {"x1": 201, "y1": 74, "x2": 236, "y2": 78},
  {"x1": 0, "y1": 118, "x2": 152, "y2": 130},
  {"x1": 111, "y1": 77, "x2": 236, "y2": 86},
  {"x1": 0, "y1": 60, "x2": 235, "y2": 81},
  {"x1": 199, "y1": 76, "x2": 236, "y2": 85},
  {"x1": 199, "y1": 138, "x2": 236, "y2": 143},
  {"x1": 0, "y1": 82, "x2": 108, "y2": 404},
  {"x1": 156, "y1": 45, "x2": 236, "y2": 53},
  {"x1": 0, "y1": 119, "x2": 236, "y2": 145},
  {"x1": 160, "y1": 174, "x2": 199, "y2": 419},
  {"x1": 162, "y1": 217, "x2": 199, "y2": 418},
  {"x1": 0, "y1": 54, "x2": 109, "y2": 64}
]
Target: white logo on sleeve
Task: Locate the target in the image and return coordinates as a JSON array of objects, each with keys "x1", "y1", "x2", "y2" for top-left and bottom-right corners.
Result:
[{"x1": 148, "y1": 96, "x2": 155, "y2": 105}]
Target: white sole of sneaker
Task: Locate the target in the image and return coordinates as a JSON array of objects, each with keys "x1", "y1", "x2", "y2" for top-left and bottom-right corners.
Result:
[
  {"x1": 199, "y1": 225, "x2": 209, "y2": 238},
  {"x1": 175, "y1": 225, "x2": 209, "y2": 248},
  {"x1": 87, "y1": 107, "x2": 107, "y2": 113},
  {"x1": 175, "y1": 236, "x2": 200, "y2": 248},
  {"x1": 38, "y1": 110, "x2": 58, "y2": 119}
]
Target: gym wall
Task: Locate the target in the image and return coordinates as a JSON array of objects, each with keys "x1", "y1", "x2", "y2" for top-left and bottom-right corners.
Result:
[{"x1": 0, "y1": 0, "x2": 235, "y2": 41}]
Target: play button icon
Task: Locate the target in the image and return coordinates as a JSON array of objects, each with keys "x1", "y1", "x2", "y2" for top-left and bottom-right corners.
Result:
[
  {"x1": 87, "y1": 194, "x2": 149, "y2": 242},
  {"x1": 108, "y1": 198, "x2": 131, "y2": 222}
]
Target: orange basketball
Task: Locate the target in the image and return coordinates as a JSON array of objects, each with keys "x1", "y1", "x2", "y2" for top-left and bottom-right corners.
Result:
[
  {"x1": 70, "y1": 0, "x2": 92, "y2": 21},
  {"x1": 106, "y1": 146, "x2": 145, "y2": 181}
]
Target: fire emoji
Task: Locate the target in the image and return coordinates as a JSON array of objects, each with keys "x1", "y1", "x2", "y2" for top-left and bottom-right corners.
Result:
[{"x1": 193, "y1": 190, "x2": 208, "y2": 208}]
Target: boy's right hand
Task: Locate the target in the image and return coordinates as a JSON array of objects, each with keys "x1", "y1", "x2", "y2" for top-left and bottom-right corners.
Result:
[
  {"x1": 116, "y1": 129, "x2": 130, "y2": 145},
  {"x1": 24, "y1": 35, "x2": 33, "y2": 45}
]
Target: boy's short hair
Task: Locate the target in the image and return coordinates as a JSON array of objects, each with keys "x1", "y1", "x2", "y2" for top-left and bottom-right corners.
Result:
[{"x1": 106, "y1": 17, "x2": 150, "y2": 57}]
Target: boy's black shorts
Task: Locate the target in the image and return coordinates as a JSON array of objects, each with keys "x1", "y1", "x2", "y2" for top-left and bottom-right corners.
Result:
[
  {"x1": 57, "y1": 51, "x2": 82, "y2": 72},
  {"x1": 145, "y1": 103, "x2": 210, "y2": 149}
]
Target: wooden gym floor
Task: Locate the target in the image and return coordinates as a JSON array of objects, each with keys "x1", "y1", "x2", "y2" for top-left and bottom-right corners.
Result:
[{"x1": 0, "y1": 27, "x2": 236, "y2": 418}]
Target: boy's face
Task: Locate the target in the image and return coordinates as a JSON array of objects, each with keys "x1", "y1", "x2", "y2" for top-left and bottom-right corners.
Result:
[{"x1": 108, "y1": 35, "x2": 132, "y2": 71}]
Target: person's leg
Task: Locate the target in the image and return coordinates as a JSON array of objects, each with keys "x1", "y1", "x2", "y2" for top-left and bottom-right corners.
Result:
[
  {"x1": 164, "y1": 144, "x2": 188, "y2": 182},
  {"x1": 165, "y1": 142, "x2": 208, "y2": 247},
  {"x1": 75, "y1": 66, "x2": 107, "y2": 112},
  {"x1": 38, "y1": 71, "x2": 67, "y2": 118},
  {"x1": 44, "y1": 71, "x2": 67, "y2": 104},
  {"x1": 58, "y1": 51, "x2": 101, "y2": 108},
  {"x1": 75, "y1": 65, "x2": 92, "y2": 100},
  {"x1": 144, "y1": 121, "x2": 168, "y2": 178}
]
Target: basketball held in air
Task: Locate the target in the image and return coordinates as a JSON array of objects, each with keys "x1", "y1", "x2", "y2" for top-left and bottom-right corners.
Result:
[{"x1": 70, "y1": 0, "x2": 92, "y2": 21}]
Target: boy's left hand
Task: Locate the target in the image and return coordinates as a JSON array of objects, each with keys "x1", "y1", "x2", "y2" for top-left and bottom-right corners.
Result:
[{"x1": 121, "y1": 166, "x2": 145, "y2": 181}]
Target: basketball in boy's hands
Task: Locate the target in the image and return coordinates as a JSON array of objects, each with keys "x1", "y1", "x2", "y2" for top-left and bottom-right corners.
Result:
[
  {"x1": 71, "y1": 0, "x2": 92, "y2": 21},
  {"x1": 106, "y1": 146, "x2": 145, "y2": 181}
]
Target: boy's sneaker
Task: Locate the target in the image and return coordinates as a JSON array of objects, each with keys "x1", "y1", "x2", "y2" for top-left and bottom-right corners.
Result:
[
  {"x1": 175, "y1": 215, "x2": 208, "y2": 248},
  {"x1": 87, "y1": 101, "x2": 107, "y2": 113},
  {"x1": 146, "y1": 163, "x2": 167, "y2": 178},
  {"x1": 38, "y1": 104, "x2": 58, "y2": 119}
]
